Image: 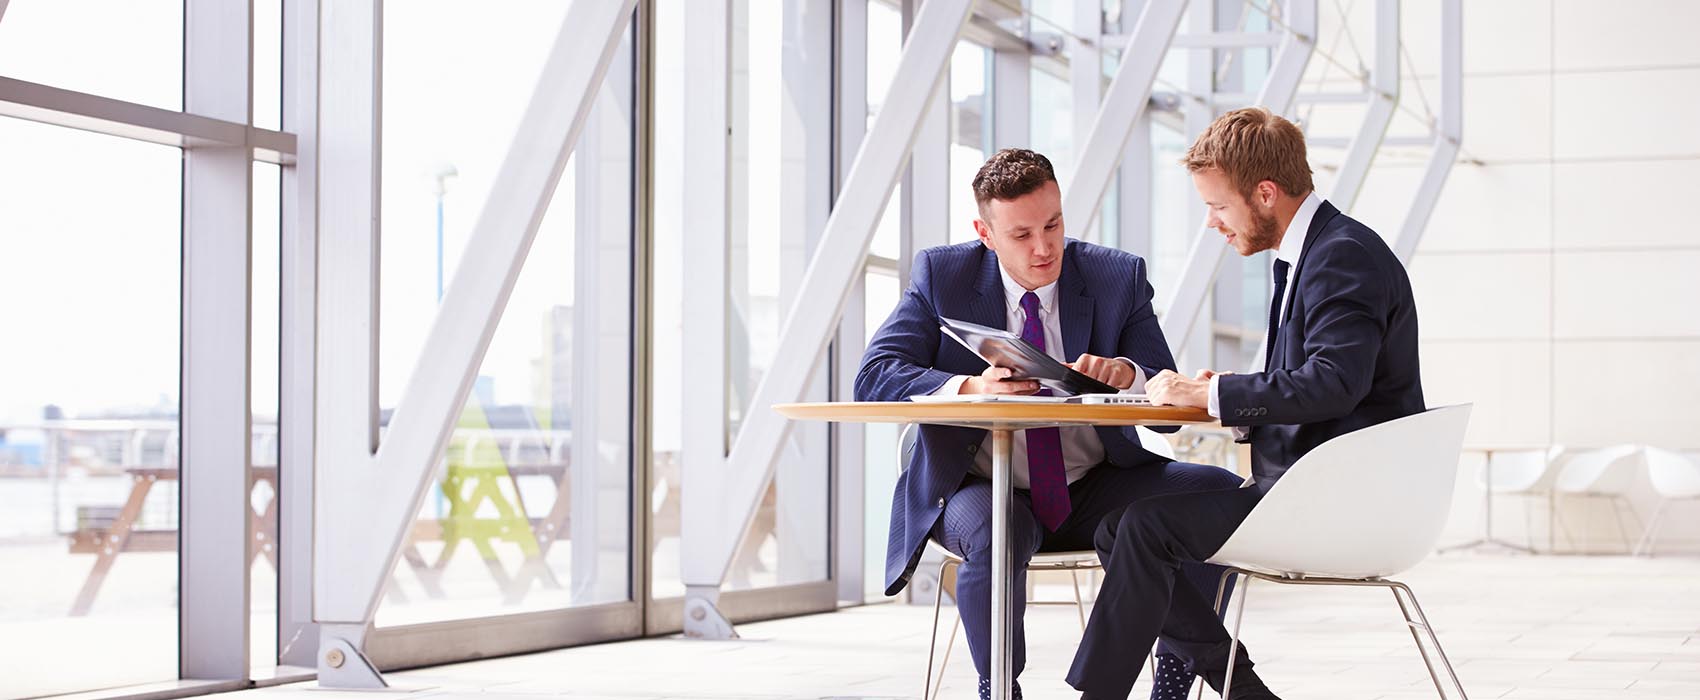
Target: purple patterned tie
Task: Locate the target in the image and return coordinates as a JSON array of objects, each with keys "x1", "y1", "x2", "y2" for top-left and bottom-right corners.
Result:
[{"x1": 1019, "y1": 291, "x2": 1071, "y2": 531}]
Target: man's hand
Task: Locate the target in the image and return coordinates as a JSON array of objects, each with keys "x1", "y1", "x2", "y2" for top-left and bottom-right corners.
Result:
[
  {"x1": 1066, "y1": 354, "x2": 1136, "y2": 390},
  {"x1": 1146, "y1": 369, "x2": 1211, "y2": 408},
  {"x1": 960, "y1": 365, "x2": 1041, "y2": 395}
]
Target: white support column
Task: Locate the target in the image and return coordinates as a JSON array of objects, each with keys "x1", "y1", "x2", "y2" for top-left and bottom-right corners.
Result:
[
  {"x1": 180, "y1": 0, "x2": 253, "y2": 680},
  {"x1": 899, "y1": 0, "x2": 949, "y2": 290},
  {"x1": 775, "y1": 0, "x2": 834, "y2": 587},
  {"x1": 1159, "y1": 0, "x2": 1316, "y2": 356},
  {"x1": 679, "y1": 0, "x2": 736, "y2": 639},
  {"x1": 682, "y1": 0, "x2": 972, "y2": 628},
  {"x1": 278, "y1": 0, "x2": 320, "y2": 669},
  {"x1": 1393, "y1": 0, "x2": 1460, "y2": 265},
  {"x1": 1071, "y1": 0, "x2": 1104, "y2": 241},
  {"x1": 1326, "y1": 0, "x2": 1398, "y2": 212},
  {"x1": 991, "y1": 43, "x2": 1029, "y2": 150},
  {"x1": 832, "y1": 0, "x2": 871, "y2": 606},
  {"x1": 313, "y1": 0, "x2": 638, "y2": 686},
  {"x1": 1058, "y1": 0, "x2": 1187, "y2": 243},
  {"x1": 311, "y1": 0, "x2": 385, "y2": 684}
]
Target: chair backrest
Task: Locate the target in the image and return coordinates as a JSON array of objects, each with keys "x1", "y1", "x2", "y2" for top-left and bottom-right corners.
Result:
[
  {"x1": 1644, "y1": 447, "x2": 1700, "y2": 499},
  {"x1": 1483, "y1": 444, "x2": 1565, "y2": 493},
  {"x1": 1208, "y1": 404, "x2": 1473, "y2": 580},
  {"x1": 1554, "y1": 444, "x2": 1643, "y2": 495}
]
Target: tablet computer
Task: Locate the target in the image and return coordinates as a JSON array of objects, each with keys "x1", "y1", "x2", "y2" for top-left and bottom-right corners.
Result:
[{"x1": 939, "y1": 316, "x2": 1118, "y2": 396}]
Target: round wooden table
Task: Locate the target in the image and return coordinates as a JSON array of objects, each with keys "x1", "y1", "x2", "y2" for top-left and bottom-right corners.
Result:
[{"x1": 774, "y1": 401, "x2": 1215, "y2": 700}]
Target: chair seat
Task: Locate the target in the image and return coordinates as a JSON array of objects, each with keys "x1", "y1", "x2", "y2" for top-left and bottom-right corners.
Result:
[{"x1": 924, "y1": 538, "x2": 1100, "y2": 569}]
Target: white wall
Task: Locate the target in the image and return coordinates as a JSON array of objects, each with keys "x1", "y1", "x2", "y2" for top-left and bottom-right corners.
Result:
[{"x1": 1346, "y1": 0, "x2": 1700, "y2": 554}]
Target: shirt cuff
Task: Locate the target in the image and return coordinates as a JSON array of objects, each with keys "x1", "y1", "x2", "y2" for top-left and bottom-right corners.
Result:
[
  {"x1": 1206, "y1": 374, "x2": 1222, "y2": 418},
  {"x1": 1114, "y1": 358, "x2": 1148, "y2": 394},
  {"x1": 934, "y1": 375, "x2": 971, "y2": 396}
]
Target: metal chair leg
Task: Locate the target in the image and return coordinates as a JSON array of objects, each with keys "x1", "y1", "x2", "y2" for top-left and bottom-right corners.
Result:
[
  {"x1": 1070, "y1": 570, "x2": 1087, "y2": 630},
  {"x1": 933, "y1": 613, "x2": 961, "y2": 700},
  {"x1": 924, "y1": 558, "x2": 954, "y2": 700},
  {"x1": 1391, "y1": 581, "x2": 1470, "y2": 699},
  {"x1": 1634, "y1": 500, "x2": 1668, "y2": 557},
  {"x1": 1197, "y1": 568, "x2": 1239, "y2": 700},
  {"x1": 1220, "y1": 573, "x2": 1253, "y2": 700}
]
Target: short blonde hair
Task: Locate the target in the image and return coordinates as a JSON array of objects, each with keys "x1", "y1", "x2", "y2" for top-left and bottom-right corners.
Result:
[{"x1": 1182, "y1": 107, "x2": 1313, "y2": 199}]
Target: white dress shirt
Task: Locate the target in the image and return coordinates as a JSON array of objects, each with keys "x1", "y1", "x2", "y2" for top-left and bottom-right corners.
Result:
[
  {"x1": 1208, "y1": 192, "x2": 1324, "y2": 418},
  {"x1": 935, "y1": 265, "x2": 1150, "y2": 488}
]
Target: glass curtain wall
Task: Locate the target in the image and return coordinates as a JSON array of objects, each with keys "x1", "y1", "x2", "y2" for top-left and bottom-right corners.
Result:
[
  {"x1": 0, "y1": 3, "x2": 182, "y2": 696},
  {"x1": 375, "y1": 2, "x2": 636, "y2": 627}
]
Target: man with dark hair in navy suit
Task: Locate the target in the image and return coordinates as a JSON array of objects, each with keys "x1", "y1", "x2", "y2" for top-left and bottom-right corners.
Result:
[
  {"x1": 1066, "y1": 109, "x2": 1425, "y2": 699},
  {"x1": 855, "y1": 148, "x2": 1247, "y2": 700}
]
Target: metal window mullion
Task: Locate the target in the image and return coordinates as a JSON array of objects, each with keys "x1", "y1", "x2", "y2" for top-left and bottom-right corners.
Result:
[
  {"x1": 277, "y1": 0, "x2": 321, "y2": 669},
  {"x1": 831, "y1": 0, "x2": 871, "y2": 606},
  {"x1": 1327, "y1": 0, "x2": 1399, "y2": 212},
  {"x1": 0, "y1": 76, "x2": 295, "y2": 158},
  {"x1": 898, "y1": 0, "x2": 948, "y2": 290},
  {"x1": 181, "y1": 0, "x2": 254, "y2": 681}
]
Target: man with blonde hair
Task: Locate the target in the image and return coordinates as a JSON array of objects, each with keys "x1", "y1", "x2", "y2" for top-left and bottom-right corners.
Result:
[{"x1": 1066, "y1": 108, "x2": 1424, "y2": 699}]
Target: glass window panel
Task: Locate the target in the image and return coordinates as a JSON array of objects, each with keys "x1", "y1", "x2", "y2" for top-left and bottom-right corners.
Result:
[
  {"x1": 1030, "y1": 66, "x2": 1073, "y2": 190},
  {"x1": 251, "y1": 162, "x2": 281, "y2": 672},
  {"x1": 375, "y1": 4, "x2": 634, "y2": 627},
  {"x1": 0, "y1": 117, "x2": 182, "y2": 697},
  {"x1": 650, "y1": 0, "x2": 686, "y2": 601},
  {"x1": 1150, "y1": 120, "x2": 1192, "y2": 287},
  {"x1": 949, "y1": 42, "x2": 992, "y2": 244},
  {"x1": 866, "y1": 0, "x2": 902, "y2": 261},
  {"x1": 0, "y1": 0, "x2": 182, "y2": 111},
  {"x1": 724, "y1": 0, "x2": 830, "y2": 591},
  {"x1": 254, "y1": 0, "x2": 284, "y2": 131}
]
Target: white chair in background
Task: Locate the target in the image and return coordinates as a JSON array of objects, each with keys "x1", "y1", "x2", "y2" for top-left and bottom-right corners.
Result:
[
  {"x1": 1484, "y1": 445, "x2": 1569, "y2": 552},
  {"x1": 1199, "y1": 405, "x2": 1474, "y2": 700},
  {"x1": 912, "y1": 424, "x2": 1176, "y2": 700},
  {"x1": 1635, "y1": 447, "x2": 1700, "y2": 556},
  {"x1": 1553, "y1": 444, "x2": 1645, "y2": 554}
]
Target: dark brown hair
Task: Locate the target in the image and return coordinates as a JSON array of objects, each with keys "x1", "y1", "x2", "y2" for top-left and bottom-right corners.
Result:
[
  {"x1": 972, "y1": 148, "x2": 1057, "y2": 218},
  {"x1": 1182, "y1": 107, "x2": 1314, "y2": 200}
]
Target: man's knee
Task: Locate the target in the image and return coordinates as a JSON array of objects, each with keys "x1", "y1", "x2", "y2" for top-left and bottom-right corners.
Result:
[
  {"x1": 958, "y1": 511, "x2": 1041, "y2": 563},
  {"x1": 1169, "y1": 461, "x2": 1245, "y2": 492}
]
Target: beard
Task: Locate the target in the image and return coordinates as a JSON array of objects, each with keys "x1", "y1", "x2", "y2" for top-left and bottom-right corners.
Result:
[{"x1": 1234, "y1": 205, "x2": 1282, "y2": 255}]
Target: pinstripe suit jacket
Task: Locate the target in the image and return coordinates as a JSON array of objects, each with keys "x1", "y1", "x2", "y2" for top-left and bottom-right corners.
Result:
[{"x1": 854, "y1": 239, "x2": 1178, "y2": 596}]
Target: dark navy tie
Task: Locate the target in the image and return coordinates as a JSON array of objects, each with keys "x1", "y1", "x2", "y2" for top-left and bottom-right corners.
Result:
[
  {"x1": 1019, "y1": 291, "x2": 1070, "y2": 532},
  {"x1": 1265, "y1": 259, "x2": 1291, "y2": 365}
]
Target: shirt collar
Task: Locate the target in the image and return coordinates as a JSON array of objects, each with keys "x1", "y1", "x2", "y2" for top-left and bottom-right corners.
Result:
[
  {"x1": 1275, "y1": 191, "x2": 1324, "y2": 266},
  {"x1": 998, "y1": 263, "x2": 1058, "y2": 314}
]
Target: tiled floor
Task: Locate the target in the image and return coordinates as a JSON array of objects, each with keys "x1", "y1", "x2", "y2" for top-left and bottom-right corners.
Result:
[{"x1": 230, "y1": 554, "x2": 1700, "y2": 700}]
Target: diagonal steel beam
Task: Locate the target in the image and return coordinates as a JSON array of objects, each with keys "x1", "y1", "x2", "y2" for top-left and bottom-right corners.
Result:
[
  {"x1": 1327, "y1": 0, "x2": 1399, "y2": 212},
  {"x1": 1159, "y1": 0, "x2": 1316, "y2": 352},
  {"x1": 1393, "y1": 0, "x2": 1460, "y2": 265},
  {"x1": 1060, "y1": 0, "x2": 1188, "y2": 238},
  {"x1": 313, "y1": 0, "x2": 637, "y2": 683},
  {"x1": 682, "y1": 0, "x2": 974, "y2": 602}
]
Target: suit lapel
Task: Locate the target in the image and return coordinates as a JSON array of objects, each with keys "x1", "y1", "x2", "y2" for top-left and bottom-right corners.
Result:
[
  {"x1": 1059, "y1": 243, "x2": 1093, "y2": 361},
  {"x1": 968, "y1": 247, "x2": 1006, "y2": 329},
  {"x1": 1273, "y1": 201, "x2": 1341, "y2": 369}
]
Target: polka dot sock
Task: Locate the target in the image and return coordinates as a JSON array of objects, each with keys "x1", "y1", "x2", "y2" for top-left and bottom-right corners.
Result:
[
  {"x1": 977, "y1": 676, "x2": 1023, "y2": 700},
  {"x1": 1148, "y1": 653, "x2": 1192, "y2": 700}
]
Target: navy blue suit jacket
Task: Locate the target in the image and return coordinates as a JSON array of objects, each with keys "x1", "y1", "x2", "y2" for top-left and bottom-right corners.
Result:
[
  {"x1": 1216, "y1": 201, "x2": 1426, "y2": 489},
  {"x1": 855, "y1": 239, "x2": 1177, "y2": 596}
]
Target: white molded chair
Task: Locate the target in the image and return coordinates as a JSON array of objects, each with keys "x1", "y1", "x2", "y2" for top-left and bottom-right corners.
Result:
[
  {"x1": 1478, "y1": 445, "x2": 1568, "y2": 551},
  {"x1": 912, "y1": 423, "x2": 1176, "y2": 700},
  {"x1": 1200, "y1": 405, "x2": 1474, "y2": 700},
  {"x1": 1553, "y1": 444, "x2": 1644, "y2": 553},
  {"x1": 1635, "y1": 447, "x2": 1700, "y2": 556}
]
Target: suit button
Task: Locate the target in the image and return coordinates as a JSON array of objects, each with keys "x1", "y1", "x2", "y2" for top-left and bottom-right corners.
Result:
[
  {"x1": 967, "y1": 444, "x2": 978, "y2": 454},
  {"x1": 937, "y1": 498, "x2": 946, "y2": 508}
]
